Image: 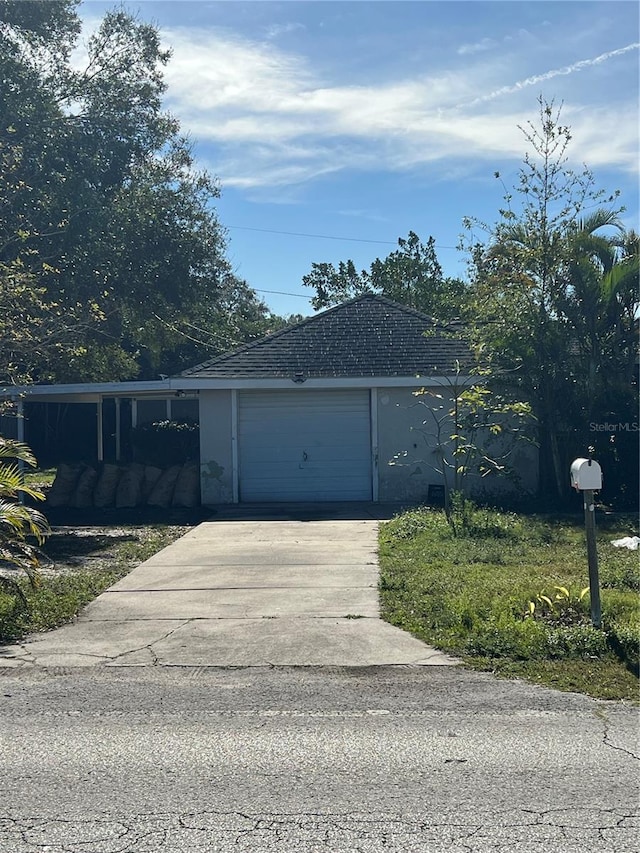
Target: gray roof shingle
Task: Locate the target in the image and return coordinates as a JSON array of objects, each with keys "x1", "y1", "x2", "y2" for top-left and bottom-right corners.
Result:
[{"x1": 180, "y1": 294, "x2": 471, "y2": 379}]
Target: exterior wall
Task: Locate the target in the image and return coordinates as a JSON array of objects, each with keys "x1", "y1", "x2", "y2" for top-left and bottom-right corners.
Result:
[
  {"x1": 199, "y1": 390, "x2": 234, "y2": 504},
  {"x1": 377, "y1": 386, "x2": 447, "y2": 502},
  {"x1": 199, "y1": 383, "x2": 539, "y2": 506},
  {"x1": 376, "y1": 386, "x2": 539, "y2": 503}
]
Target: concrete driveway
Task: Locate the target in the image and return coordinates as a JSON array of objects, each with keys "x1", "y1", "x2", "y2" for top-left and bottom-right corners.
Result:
[{"x1": 2, "y1": 505, "x2": 457, "y2": 668}]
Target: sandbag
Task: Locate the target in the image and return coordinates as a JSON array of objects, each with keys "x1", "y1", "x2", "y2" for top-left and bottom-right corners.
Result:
[
  {"x1": 142, "y1": 465, "x2": 163, "y2": 501},
  {"x1": 70, "y1": 466, "x2": 98, "y2": 508},
  {"x1": 47, "y1": 463, "x2": 84, "y2": 507},
  {"x1": 172, "y1": 463, "x2": 200, "y2": 508},
  {"x1": 93, "y1": 464, "x2": 122, "y2": 508},
  {"x1": 115, "y1": 463, "x2": 145, "y2": 508},
  {"x1": 147, "y1": 465, "x2": 181, "y2": 508}
]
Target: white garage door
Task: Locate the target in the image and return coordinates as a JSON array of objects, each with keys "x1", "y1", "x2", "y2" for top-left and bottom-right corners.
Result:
[{"x1": 238, "y1": 390, "x2": 372, "y2": 501}]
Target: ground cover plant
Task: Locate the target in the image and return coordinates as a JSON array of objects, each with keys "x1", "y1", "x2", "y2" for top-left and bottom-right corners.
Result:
[
  {"x1": 379, "y1": 504, "x2": 639, "y2": 701},
  {"x1": 0, "y1": 524, "x2": 189, "y2": 643}
]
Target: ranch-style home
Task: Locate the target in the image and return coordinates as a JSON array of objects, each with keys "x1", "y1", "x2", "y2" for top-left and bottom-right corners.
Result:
[{"x1": 1, "y1": 295, "x2": 538, "y2": 505}]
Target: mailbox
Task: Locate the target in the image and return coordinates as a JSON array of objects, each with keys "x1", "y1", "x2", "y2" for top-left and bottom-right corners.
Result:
[{"x1": 570, "y1": 458, "x2": 602, "y2": 491}]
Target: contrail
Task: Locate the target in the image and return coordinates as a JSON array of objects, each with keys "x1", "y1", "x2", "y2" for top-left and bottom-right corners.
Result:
[{"x1": 463, "y1": 43, "x2": 639, "y2": 108}]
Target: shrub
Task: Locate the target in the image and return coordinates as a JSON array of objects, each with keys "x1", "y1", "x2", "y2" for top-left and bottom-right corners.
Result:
[
  {"x1": 465, "y1": 619, "x2": 610, "y2": 661},
  {"x1": 385, "y1": 507, "x2": 445, "y2": 540},
  {"x1": 131, "y1": 419, "x2": 199, "y2": 467}
]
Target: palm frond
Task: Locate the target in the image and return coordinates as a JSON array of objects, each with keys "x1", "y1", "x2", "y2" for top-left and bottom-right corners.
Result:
[
  {"x1": 0, "y1": 462, "x2": 45, "y2": 502},
  {"x1": 0, "y1": 499, "x2": 51, "y2": 544},
  {"x1": 0, "y1": 438, "x2": 37, "y2": 467},
  {"x1": 577, "y1": 210, "x2": 623, "y2": 235}
]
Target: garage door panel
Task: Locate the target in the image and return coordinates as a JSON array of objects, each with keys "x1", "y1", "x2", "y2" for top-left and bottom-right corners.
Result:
[{"x1": 239, "y1": 390, "x2": 372, "y2": 502}]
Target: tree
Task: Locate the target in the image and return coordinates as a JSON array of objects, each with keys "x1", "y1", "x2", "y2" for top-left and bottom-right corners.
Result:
[
  {"x1": 0, "y1": 437, "x2": 50, "y2": 602},
  {"x1": 0, "y1": 1, "x2": 273, "y2": 383},
  {"x1": 561, "y1": 224, "x2": 639, "y2": 506},
  {"x1": 390, "y1": 363, "x2": 532, "y2": 535},
  {"x1": 463, "y1": 97, "x2": 635, "y2": 504},
  {"x1": 302, "y1": 231, "x2": 468, "y2": 321},
  {"x1": 0, "y1": 260, "x2": 91, "y2": 386}
]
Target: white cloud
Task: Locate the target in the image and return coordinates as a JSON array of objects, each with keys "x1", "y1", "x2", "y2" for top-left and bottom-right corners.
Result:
[
  {"x1": 159, "y1": 25, "x2": 639, "y2": 189},
  {"x1": 264, "y1": 21, "x2": 306, "y2": 40},
  {"x1": 338, "y1": 209, "x2": 390, "y2": 223},
  {"x1": 457, "y1": 37, "x2": 497, "y2": 56}
]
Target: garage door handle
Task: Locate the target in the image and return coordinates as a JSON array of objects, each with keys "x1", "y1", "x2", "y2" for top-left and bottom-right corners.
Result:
[{"x1": 302, "y1": 451, "x2": 308, "y2": 461}]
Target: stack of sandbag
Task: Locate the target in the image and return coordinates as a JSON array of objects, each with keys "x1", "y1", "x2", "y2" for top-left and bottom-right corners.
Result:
[
  {"x1": 142, "y1": 466, "x2": 163, "y2": 502},
  {"x1": 93, "y1": 463, "x2": 122, "y2": 508},
  {"x1": 71, "y1": 466, "x2": 98, "y2": 508},
  {"x1": 172, "y1": 462, "x2": 200, "y2": 508},
  {"x1": 46, "y1": 461, "x2": 201, "y2": 508},
  {"x1": 115, "y1": 463, "x2": 145, "y2": 508},
  {"x1": 147, "y1": 465, "x2": 182, "y2": 508},
  {"x1": 47, "y1": 462, "x2": 85, "y2": 507}
]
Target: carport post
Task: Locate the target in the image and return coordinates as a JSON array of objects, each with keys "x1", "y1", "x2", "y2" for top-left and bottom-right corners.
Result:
[
  {"x1": 16, "y1": 398, "x2": 25, "y2": 502},
  {"x1": 115, "y1": 397, "x2": 121, "y2": 461},
  {"x1": 97, "y1": 397, "x2": 104, "y2": 462},
  {"x1": 16, "y1": 398, "x2": 24, "y2": 444}
]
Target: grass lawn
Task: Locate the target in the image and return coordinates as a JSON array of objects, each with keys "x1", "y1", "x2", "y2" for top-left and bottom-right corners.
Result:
[
  {"x1": 23, "y1": 467, "x2": 57, "y2": 489},
  {"x1": 0, "y1": 524, "x2": 189, "y2": 643},
  {"x1": 379, "y1": 505, "x2": 639, "y2": 701}
]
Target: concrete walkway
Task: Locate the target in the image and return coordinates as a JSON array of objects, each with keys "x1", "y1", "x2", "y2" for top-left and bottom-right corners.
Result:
[{"x1": 1, "y1": 506, "x2": 457, "y2": 668}]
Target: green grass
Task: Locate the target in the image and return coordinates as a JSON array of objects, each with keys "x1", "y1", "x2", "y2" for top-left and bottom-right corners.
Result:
[
  {"x1": 23, "y1": 467, "x2": 57, "y2": 489},
  {"x1": 379, "y1": 506, "x2": 639, "y2": 701},
  {"x1": 0, "y1": 526, "x2": 186, "y2": 643}
]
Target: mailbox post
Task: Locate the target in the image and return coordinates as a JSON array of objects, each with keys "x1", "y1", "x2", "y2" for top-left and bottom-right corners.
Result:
[{"x1": 570, "y1": 458, "x2": 602, "y2": 628}]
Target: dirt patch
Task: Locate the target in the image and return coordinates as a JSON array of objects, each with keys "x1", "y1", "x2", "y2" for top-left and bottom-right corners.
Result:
[{"x1": 37, "y1": 525, "x2": 189, "y2": 577}]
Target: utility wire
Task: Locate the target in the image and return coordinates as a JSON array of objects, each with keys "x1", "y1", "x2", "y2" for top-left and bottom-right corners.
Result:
[
  {"x1": 226, "y1": 224, "x2": 458, "y2": 250},
  {"x1": 254, "y1": 288, "x2": 311, "y2": 299},
  {"x1": 227, "y1": 225, "x2": 395, "y2": 245}
]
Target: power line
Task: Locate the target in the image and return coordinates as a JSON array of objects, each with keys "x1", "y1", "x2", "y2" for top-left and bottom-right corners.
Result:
[
  {"x1": 226, "y1": 224, "x2": 458, "y2": 251},
  {"x1": 254, "y1": 288, "x2": 311, "y2": 299},
  {"x1": 227, "y1": 225, "x2": 396, "y2": 245}
]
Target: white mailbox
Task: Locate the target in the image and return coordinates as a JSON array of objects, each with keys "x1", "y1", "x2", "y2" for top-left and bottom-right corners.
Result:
[{"x1": 570, "y1": 458, "x2": 602, "y2": 491}]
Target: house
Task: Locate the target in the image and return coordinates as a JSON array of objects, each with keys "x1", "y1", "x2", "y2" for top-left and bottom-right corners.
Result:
[{"x1": 0, "y1": 295, "x2": 538, "y2": 504}]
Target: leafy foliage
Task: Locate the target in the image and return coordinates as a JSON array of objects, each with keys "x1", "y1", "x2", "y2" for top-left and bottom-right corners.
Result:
[
  {"x1": 131, "y1": 419, "x2": 200, "y2": 467},
  {"x1": 303, "y1": 231, "x2": 468, "y2": 320},
  {"x1": 0, "y1": 0, "x2": 275, "y2": 383},
  {"x1": 463, "y1": 98, "x2": 638, "y2": 506},
  {"x1": 391, "y1": 362, "x2": 533, "y2": 534},
  {"x1": 0, "y1": 436, "x2": 50, "y2": 601},
  {"x1": 524, "y1": 585, "x2": 591, "y2": 626}
]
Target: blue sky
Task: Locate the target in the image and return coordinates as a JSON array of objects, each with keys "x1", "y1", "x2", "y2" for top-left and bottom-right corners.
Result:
[{"x1": 80, "y1": 1, "x2": 639, "y2": 317}]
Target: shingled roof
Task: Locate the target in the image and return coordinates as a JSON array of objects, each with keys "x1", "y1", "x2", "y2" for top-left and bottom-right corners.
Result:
[{"x1": 181, "y1": 294, "x2": 471, "y2": 380}]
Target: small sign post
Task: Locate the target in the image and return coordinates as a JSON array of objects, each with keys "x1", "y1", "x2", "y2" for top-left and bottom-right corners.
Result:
[{"x1": 570, "y1": 458, "x2": 603, "y2": 629}]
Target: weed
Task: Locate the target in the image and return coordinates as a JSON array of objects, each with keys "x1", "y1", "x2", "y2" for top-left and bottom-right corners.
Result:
[
  {"x1": 525, "y1": 585, "x2": 591, "y2": 627},
  {"x1": 379, "y1": 508, "x2": 639, "y2": 699}
]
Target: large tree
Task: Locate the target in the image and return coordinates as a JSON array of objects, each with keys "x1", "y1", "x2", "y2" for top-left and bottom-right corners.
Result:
[
  {"x1": 464, "y1": 98, "x2": 637, "y2": 505},
  {"x1": 0, "y1": 0, "x2": 273, "y2": 384},
  {"x1": 302, "y1": 231, "x2": 468, "y2": 321}
]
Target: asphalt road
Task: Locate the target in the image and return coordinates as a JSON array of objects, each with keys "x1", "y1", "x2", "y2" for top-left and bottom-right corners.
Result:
[{"x1": 0, "y1": 666, "x2": 638, "y2": 853}]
